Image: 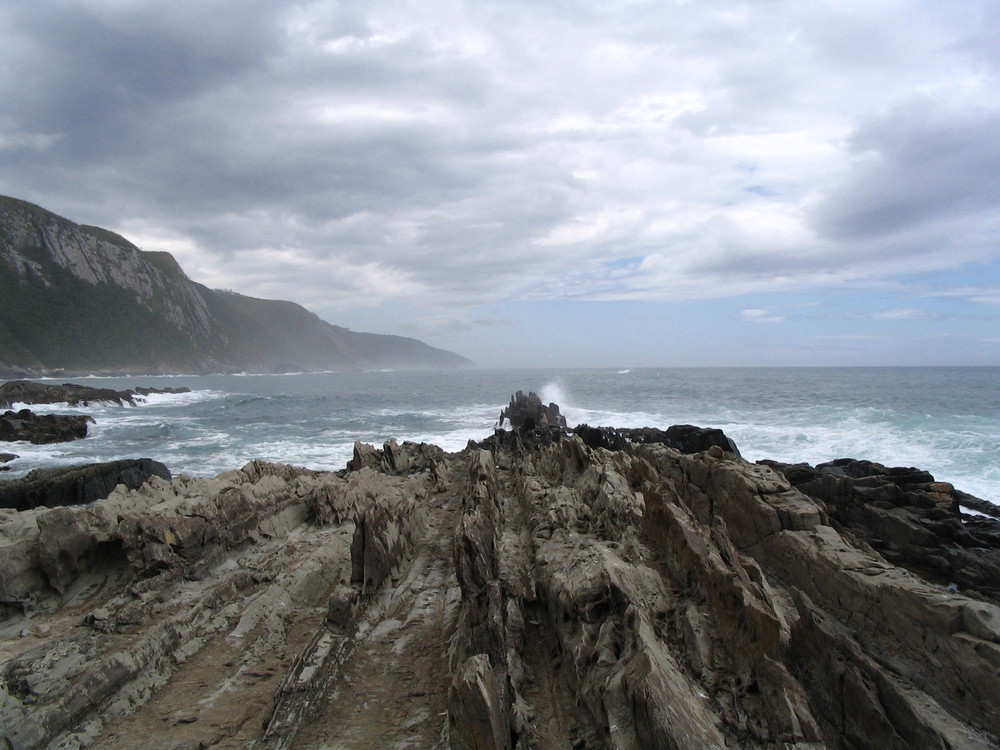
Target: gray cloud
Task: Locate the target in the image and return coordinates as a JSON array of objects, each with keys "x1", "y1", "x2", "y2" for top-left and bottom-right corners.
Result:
[
  {"x1": 812, "y1": 101, "x2": 1000, "y2": 241},
  {"x1": 1, "y1": 0, "x2": 999, "y2": 346}
]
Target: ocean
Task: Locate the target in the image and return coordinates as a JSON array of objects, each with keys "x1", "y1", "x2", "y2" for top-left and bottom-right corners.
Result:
[{"x1": 3, "y1": 367, "x2": 999, "y2": 505}]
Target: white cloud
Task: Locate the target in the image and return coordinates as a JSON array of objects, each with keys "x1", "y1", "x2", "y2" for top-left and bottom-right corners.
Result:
[
  {"x1": 0, "y1": 0, "x2": 998, "y2": 360},
  {"x1": 869, "y1": 307, "x2": 927, "y2": 320},
  {"x1": 741, "y1": 308, "x2": 786, "y2": 323}
]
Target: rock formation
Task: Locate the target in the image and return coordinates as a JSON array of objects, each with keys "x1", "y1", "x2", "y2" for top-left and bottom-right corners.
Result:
[
  {"x1": 0, "y1": 458, "x2": 172, "y2": 511},
  {"x1": 499, "y1": 390, "x2": 567, "y2": 429},
  {"x1": 0, "y1": 409, "x2": 93, "y2": 445},
  {"x1": 761, "y1": 457, "x2": 1000, "y2": 603},
  {"x1": 1, "y1": 403, "x2": 999, "y2": 749},
  {"x1": 0, "y1": 380, "x2": 192, "y2": 410}
]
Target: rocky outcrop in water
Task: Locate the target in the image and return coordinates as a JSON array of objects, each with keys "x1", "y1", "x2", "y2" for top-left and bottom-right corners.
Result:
[
  {"x1": 1, "y1": 407, "x2": 999, "y2": 749},
  {"x1": 499, "y1": 390, "x2": 567, "y2": 430},
  {"x1": 0, "y1": 380, "x2": 192, "y2": 409},
  {"x1": 574, "y1": 423, "x2": 742, "y2": 455},
  {"x1": 0, "y1": 409, "x2": 94, "y2": 445}
]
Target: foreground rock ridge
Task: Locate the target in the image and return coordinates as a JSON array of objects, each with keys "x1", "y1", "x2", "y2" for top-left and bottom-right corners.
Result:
[
  {"x1": 2, "y1": 406, "x2": 999, "y2": 748},
  {"x1": 0, "y1": 196, "x2": 471, "y2": 375}
]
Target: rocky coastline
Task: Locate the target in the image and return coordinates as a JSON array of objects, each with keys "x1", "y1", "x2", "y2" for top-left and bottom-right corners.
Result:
[
  {"x1": 0, "y1": 381, "x2": 194, "y2": 470},
  {"x1": 1, "y1": 391, "x2": 999, "y2": 749},
  {"x1": 0, "y1": 381, "x2": 193, "y2": 411}
]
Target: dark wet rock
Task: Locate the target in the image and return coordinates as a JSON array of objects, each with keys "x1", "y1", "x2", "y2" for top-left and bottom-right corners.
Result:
[
  {"x1": 0, "y1": 380, "x2": 191, "y2": 409},
  {"x1": 0, "y1": 458, "x2": 171, "y2": 511},
  {"x1": 573, "y1": 423, "x2": 741, "y2": 456},
  {"x1": 573, "y1": 423, "x2": 629, "y2": 451},
  {"x1": 499, "y1": 390, "x2": 566, "y2": 430},
  {"x1": 0, "y1": 409, "x2": 94, "y2": 445},
  {"x1": 660, "y1": 423, "x2": 742, "y2": 456}
]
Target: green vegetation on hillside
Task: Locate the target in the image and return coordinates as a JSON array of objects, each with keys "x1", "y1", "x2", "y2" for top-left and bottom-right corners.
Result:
[
  {"x1": 0, "y1": 256, "x2": 206, "y2": 370},
  {"x1": 0, "y1": 194, "x2": 471, "y2": 374}
]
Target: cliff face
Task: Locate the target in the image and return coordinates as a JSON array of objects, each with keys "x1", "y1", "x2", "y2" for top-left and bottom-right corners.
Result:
[
  {"x1": 2, "y1": 421, "x2": 998, "y2": 749},
  {"x1": 0, "y1": 196, "x2": 470, "y2": 374}
]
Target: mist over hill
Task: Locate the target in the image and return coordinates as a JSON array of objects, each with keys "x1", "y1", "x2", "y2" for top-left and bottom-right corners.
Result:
[{"x1": 0, "y1": 196, "x2": 471, "y2": 375}]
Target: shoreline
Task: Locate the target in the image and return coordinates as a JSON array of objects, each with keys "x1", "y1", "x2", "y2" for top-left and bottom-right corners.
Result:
[{"x1": 3, "y1": 425, "x2": 1000, "y2": 748}]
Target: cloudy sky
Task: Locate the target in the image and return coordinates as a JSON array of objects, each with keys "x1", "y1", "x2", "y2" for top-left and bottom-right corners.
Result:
[{"x1": 2, "y1": 0, "x2": 999, "y2": 367}]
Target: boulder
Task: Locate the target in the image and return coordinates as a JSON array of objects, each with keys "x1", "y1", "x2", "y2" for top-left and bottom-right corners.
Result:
[{"x1": 0, "y1": 409, "x2": 93, "y2": 444}]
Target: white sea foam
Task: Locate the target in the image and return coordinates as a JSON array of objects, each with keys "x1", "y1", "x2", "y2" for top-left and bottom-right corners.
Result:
[{"x1": 132, "y1": 389, "x2": 224, "y2": 407}]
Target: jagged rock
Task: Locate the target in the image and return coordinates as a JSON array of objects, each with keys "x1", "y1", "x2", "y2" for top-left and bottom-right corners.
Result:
[
  {"x1": 0, "y1": 458, "x2": 171, "y2": 511},
  {"x1": 347, "y1": 438, "x2": 447, "y2": 485},
  {"x1": 0, "y1": 408, "x2": 94, "y2": 444},
  {"x1": 350, "y1": 468, "x2": 427, "y2": 591},
  {"x1": 1, "y1": 452, "x2": 18, "y2": 470},
  {"x1": 2, "y1": 401, "x2": 999, "y2": 750},
  {"x1": 762, "y1": 457, "x2": 1000, "y2": 601},
  {"x1": 499, "y1": 390, "x2": 567, "y2": 430},
  {"x1": 449, "y1": 654, "x2": 510, "y2": 750},
  {"x1": 449, "y1": 451, "x2": 514, "y2": 749}
]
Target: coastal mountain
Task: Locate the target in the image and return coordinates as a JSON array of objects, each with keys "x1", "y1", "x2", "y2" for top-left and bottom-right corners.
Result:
[{"x1": 0, "y1": 196, "x2": 471, "y2": 374}]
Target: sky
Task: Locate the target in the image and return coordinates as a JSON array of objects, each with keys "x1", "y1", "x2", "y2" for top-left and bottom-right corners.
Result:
[{"x1": 2, "y1": 0, "x2": 1000, "y2": 368}]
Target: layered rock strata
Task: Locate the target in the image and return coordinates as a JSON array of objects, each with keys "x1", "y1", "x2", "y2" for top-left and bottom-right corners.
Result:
[
  {"x1": 761, "y1": 458, "x2": 1000, "y2": 602},
  {"x1": 1, "y1": 421, "x2": 998, "y2": 749}
]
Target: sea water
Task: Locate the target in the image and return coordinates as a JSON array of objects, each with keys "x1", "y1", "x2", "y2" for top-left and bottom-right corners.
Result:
[{"x1": 3, "y1": 367, "x2": 998, "y2": 504}]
